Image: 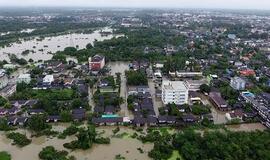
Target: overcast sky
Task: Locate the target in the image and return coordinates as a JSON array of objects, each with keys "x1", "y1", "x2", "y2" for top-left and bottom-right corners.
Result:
[{"x1": 0, "y1": 0, "x2": 270, "y2": 10}]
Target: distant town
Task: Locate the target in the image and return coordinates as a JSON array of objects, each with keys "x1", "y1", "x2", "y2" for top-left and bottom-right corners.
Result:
[{"x1": 0, "y1": 7, "x2": 270, "y2": 160}]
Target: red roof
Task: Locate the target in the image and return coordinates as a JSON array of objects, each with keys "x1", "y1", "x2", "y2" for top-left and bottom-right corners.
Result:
[{"x1": 239, "y1": 69, "x2": 255, "y2": 76}]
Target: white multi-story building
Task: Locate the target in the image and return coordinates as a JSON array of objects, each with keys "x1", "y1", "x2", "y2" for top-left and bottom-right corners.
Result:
[
  {"x1": 162, "y1": 81, "x2": 188, "y2": 105},
  {"x1": 230, "y1": 77, "x2": 246, "y2": 90},
  {"x1": 185, "y1": 79, "x2": 208, "y2": 91},
  {"x1": 0, "y1": 73, "x2": 8, "y2": 90},
  {"x1": 17, "y1": 74, "x2": 31, "y2": 84}
]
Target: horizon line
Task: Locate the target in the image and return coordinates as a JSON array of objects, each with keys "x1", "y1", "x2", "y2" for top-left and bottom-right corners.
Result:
[{"x1": 0, "y1": 5, "x2": 269, "y2": 12}]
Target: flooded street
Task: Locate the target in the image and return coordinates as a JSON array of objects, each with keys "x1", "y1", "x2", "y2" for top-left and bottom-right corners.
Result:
[
  {"x1": 148, "y1": 79, "x2": 163, "y2": 116},
  {"x1": 108, "y1": 62, "x2": 132, "y2": 117},
  {"x1": 200, "y1": 94, "x2": 227, "y2": 124},
  {"x1": 0, "y1": 27, "x2": 122, "y2": 62},
  {"x1": 0, "y1": 124, "x2": 153, "y2": 160}
]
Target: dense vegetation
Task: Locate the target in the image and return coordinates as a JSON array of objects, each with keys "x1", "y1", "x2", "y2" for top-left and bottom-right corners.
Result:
[
  {"x1": 6, "y1": 132, "x2": 31, "y2": 147},
  {"x1": 0, "y1": 151, "x2": 11, "y2": 160},
  {"x1": 39, "y1": 146, "x2": 75, "y2": 160},
  {"x1": 0, "y1": 118, "x2": 15, "y2": 131},
  {"x1": 125, "y1": 70, "x2": 148, "y2": 86},
  {"x1": 27, "y1": 114, "x2": 51, "y2": 132},
  {"x1": 173, "y1": 129, "x2": 270, "y2": 160},
  {"x1": 63, "y1": 125, "x2": 110, "y2": 150},
  {"x1": 141, "y1": 128, "x2": 270, "y2": 160}
]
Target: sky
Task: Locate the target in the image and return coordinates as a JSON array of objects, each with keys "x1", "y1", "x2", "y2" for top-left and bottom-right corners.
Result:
[{"x1": 0, "y1": 0, "x2": 270, "y2": 10}]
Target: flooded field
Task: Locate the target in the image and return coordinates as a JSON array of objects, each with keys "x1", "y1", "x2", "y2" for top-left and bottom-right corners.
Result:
[
  {"x1": 226, "y1": 123, "x2": 267, "y2": 132},
  {"x1": 0, "y1": 28, "x2": 122, "y2": 62},
  {"x1": 0, "y1": 124, "x2": 153, "y2": 160}
]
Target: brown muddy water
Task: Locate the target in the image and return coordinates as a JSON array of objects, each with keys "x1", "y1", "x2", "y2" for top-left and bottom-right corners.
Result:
[
  {"x1": 226, "y1": 123, "x2": 267, "y2": 132},
  {"x1": 0, "y1": 27, "x2": 123, "y2": 62},
  {"x1": 0, "y1": 124, "x2": 153, "y2": 160}
]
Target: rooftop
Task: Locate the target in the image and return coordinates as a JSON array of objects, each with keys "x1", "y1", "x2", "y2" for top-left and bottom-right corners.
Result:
[{"x1": 162, "y1": 81, "x2": 187, "y2": 91}]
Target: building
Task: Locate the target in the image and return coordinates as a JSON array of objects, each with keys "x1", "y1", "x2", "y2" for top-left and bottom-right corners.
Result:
[
  {"x1": 239, "y1": 69, "x2": 255, "y2": 77},
  {"x1": 3, "y1": 64, "x2": 16, "y2": 69},
  {"x1": 162, "y1": 81, "x2": 188, "y2": 105},
  {"x1": 17, "y1": 74, "x2": 31, "y2": 84},
  {"x1": 209, "y1": 92, "x2": 229, "y2": 111},
  {"x1": 89, "y1": 55, "x2": 105, "y2": 72},
  {"x1": 185, "y1": 79, "x2": 207, "y2": 91},
  {"x1": 230, "y1": 77, "x2": 246, "y2": 90},
  {"x1": 0, "y1": 73, "x2": 8, "y2": 89},
  {"x1": 226, "y1": 109, "x2": 244, "y2": 121},
  {"x1": 175, "y1": 71, "x2": 203, "y2": 78},
  {"x1": 43, "y1": 75, "x2": 54, "y2": 84},
  {"x1": 0, "y1": 84, "x2": 16, "y2": 98}
]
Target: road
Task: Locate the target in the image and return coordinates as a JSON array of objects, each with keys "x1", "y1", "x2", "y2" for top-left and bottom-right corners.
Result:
[
  {"x1": 148, "y1": 78, "x2": 162, "y2": 116},
  {"x1": 108, "y1": 62, "x2": 131, "y2": 117},
  {"x1": 200, "y1": 94, "x2": 227, "y2": 124}
]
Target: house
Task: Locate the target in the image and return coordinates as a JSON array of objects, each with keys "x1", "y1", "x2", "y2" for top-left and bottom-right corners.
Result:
[
  {"x1": 147, "y1": 116, "x2": 158, "y2": 126},
  {"x1": 46, "y1": 115, "x2": 61, "y2": 123},
  {"x1": 189, "y1": 91, "x2": 202, "y2": 104},
  {"x1": 162, "y1": 81, "x2": 188, "y2": 105},
  {"x1": 92, "y1": 117, "x2": 123, "y2": 126},
  {"x1": 226, "y1": 109, "x2": 244, "y2": 121},
  {"x1": 0, "y1": 84, "x2": 16, "y2": 98},
  {"x1": 0, "y1": 108, "x2": 8, "y2": 116},
  {"x1": 137, "y1": 86, "x2": 150, "y2": 94},
  {"x1": 201, "y1": 114, "x2": 214, "y2": 122},
  {"x1": 7, "y1": 117, "x2": 17, "y2": 125},
  {"x1": 17, "y1": 74, "x2": 31, "y2": 84},
  {"x1": 8, "y1": 107, "x2": 20, "y2": 115},
  {"x1": 104, "y1": 105, "x2": 115, "y2": 115},
  {"x1": 43, "y1": 75, "x2": 54, "y2": 84},
  {"x1": 94, "y1": 106, "x2": 104, "y2": 114},
  {"x1": 28, "y1": 109, "x2": 45, "y2": 115},
  {"x1": 176, "y1": 71, "x2": 203, "y2": 78},
  {"x1": 89, "y1": 55, "x2": 105, "y2": 73},
  {"x1": 16, "y1": 117, "x2": 28, "y2": 126},
  {"x1": 182, "y1": 114, "x2": 197, "y2": 123},
  {"x1": 209, "y1": 92, "x2": 229, "y2": 111},
  {"x1": 230, "y1": 77, "x2": 246, "y2": 90},
  {"x1": 158, "y1": 116, "x2": 177, "y2": 124},
  {"x1": 72, "y1": 108, "x2": 86, "y2": 121},
  {"x1": 185, "y1": 79, "x2": 207, "y2": 91},
  {"x1": 132, "y1": 116, "x2": 148, "y2": 127},
  {"x1": 0, "y1": 73, "x2": 8, "y2": 90},
  {"x1": 239, "y1": 69, "x2": 255, "y2": 77}
]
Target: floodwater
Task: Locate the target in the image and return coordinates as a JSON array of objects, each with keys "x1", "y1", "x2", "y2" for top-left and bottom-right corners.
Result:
[
  {"x1": 200, "y1": 94, "x2": 227, "y2": 124},
  {"x1": 0, "y1": 124, "x2": 153, "y2": 160},
  {"x1": 108, "y1": 62, "x2": 132, "y2": 117},
  {"x1": 0, "y1": 27, "x2": 122, "y2": 62},
  {"x1": 226, "y1": 123, "x2": 267, "y2": 132},
  {"x1": 148, "y1": 78, "x2": 163, "y2": 116}
]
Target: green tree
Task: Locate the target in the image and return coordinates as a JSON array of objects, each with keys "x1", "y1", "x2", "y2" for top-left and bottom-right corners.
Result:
[
  {"x1": 199, "y1": 84, "x2": 211, "y2": 93},
  {"x1": 27, "y1": 114, "x2": 50, "y2": 132},
  {"x1": 60, "y1": 111, "x2": 73, "y2": 122},
  {"x1": 0, "y1": 151, "x2": 11, "y2": 160}
]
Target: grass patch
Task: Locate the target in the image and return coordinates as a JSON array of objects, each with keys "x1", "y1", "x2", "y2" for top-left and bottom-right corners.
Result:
[
  {"x1": 0, "y1": 151, "x2": 11, "y2": 160},
  {"x1": 168, "y1": 150, "x2": 183, "y2": 160}
]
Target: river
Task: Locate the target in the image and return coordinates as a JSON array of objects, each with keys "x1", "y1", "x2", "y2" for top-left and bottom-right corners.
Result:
[{"x1": 0, "y1": 27, "x2": 122, "y2": 62}]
